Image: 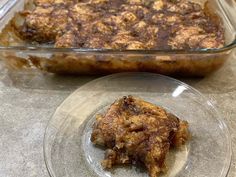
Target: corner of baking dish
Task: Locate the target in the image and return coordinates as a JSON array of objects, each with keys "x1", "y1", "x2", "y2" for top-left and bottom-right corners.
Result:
[{"x1": 0, "y1": 0, "x2": 23, "y2": 32}]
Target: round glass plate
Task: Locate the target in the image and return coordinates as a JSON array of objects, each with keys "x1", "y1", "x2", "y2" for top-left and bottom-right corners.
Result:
[{"x1": 44, "y1": 73, "x2": 231, "y2": 177}]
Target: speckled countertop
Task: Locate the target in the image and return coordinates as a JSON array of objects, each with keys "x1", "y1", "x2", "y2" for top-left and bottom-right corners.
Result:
[{"x1": 0, "y1": 51, "x2": 236, "y2": 177}]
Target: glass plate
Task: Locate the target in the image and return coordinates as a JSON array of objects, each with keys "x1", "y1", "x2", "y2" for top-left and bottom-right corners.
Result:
[{"x1": 44, "y1": 73, "x2": 231, "y2": 177}]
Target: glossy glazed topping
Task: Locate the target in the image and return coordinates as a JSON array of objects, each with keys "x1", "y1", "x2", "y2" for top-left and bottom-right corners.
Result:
[{"x1": 21, "y1": 0, "x2": 224, "y2": 49}]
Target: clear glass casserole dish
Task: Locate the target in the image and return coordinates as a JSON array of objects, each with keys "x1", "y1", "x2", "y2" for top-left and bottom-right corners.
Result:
[{"x1": 0, "y1": 0, "x2": 235, "y2": 77}]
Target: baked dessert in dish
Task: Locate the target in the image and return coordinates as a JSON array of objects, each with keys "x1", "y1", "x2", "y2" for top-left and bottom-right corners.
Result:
[
  {"x1": 0, "y1": 0, "x2": 230, "y2": 76},
  {"x1": 20, "y1": 0, "x2": 224, "y2": 49},
  {"x1": 91, "y1": 96, "x2": 190, "y2": 177}
]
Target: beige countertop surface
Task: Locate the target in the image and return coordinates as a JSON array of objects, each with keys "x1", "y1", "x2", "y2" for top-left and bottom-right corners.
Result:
[{"x1": 0, "y1": 51, "x2": 235, "y2": 177}]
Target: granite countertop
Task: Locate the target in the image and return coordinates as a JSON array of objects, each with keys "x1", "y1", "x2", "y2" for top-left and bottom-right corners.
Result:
[{"x1": 0, "y1": 51, "x2": 236, "y2": 177}]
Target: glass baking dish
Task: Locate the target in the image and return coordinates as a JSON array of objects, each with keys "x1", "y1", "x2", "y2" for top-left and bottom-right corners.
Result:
[{"x1": 0, "y1": 0, "x2": 235, "y2": 77}]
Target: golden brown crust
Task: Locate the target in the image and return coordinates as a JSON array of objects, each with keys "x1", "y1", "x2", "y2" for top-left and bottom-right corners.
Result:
[
  {"x1": 20, "y1": 0, "x2": 224, "y2": 49},
  {"x1": 91, "y1": 96, "x2": 190, "y2": 177}
]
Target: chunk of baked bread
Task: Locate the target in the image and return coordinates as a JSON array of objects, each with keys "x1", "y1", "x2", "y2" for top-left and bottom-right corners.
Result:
[{"x1": 91, "y1": 96, "x2": 190, "y2": 177}]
